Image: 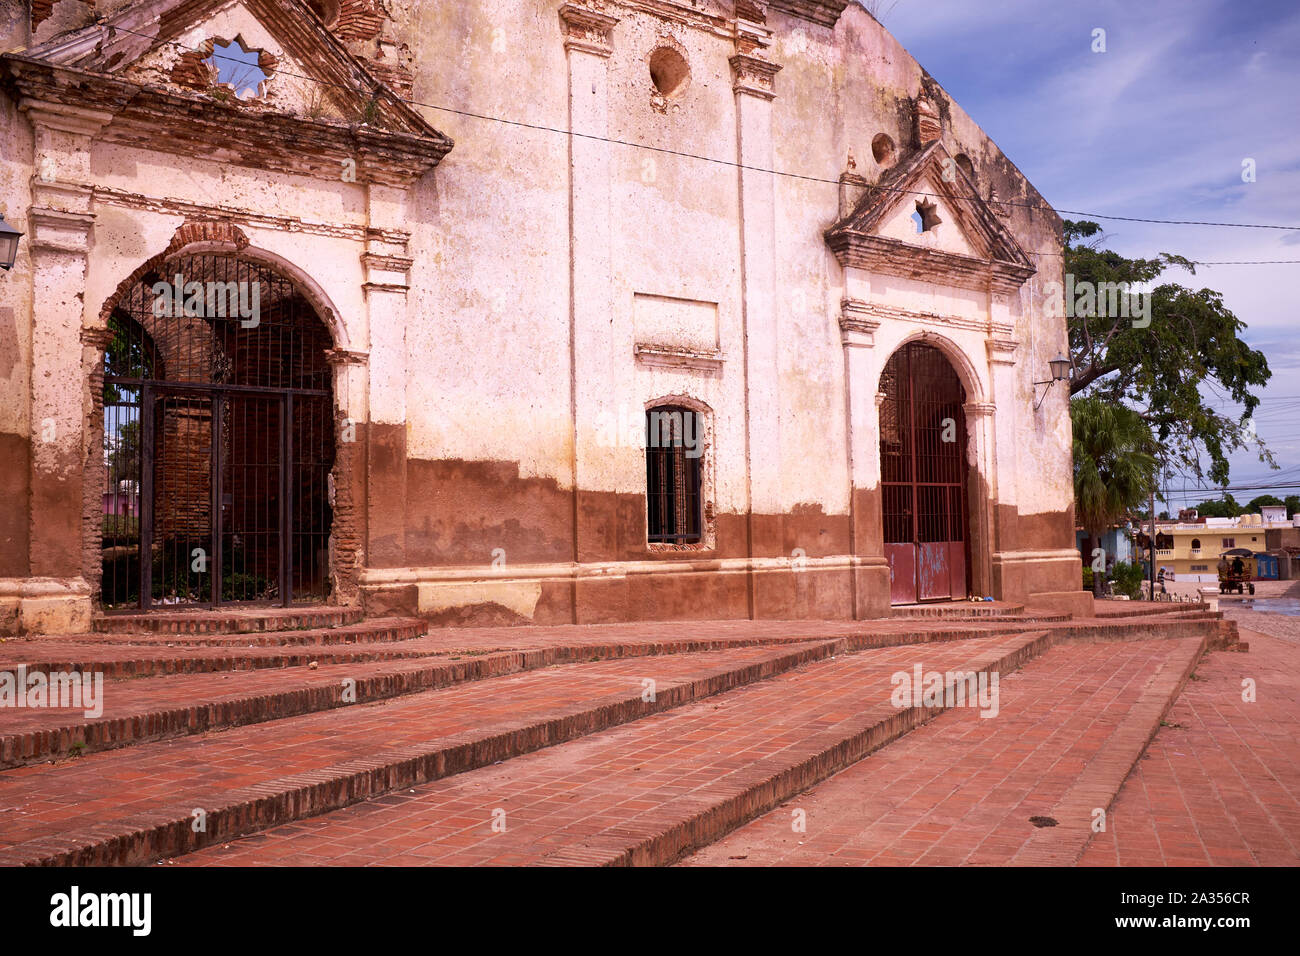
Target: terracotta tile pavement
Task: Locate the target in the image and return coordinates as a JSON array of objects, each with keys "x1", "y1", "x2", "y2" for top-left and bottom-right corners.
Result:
[
  {"x1": 682, "y1": 637, "x2": 1204, "y2": 866},
  {"x1": 1079, "y1": 627, "x2": 1300, "y2": 866},
  {"x1": 173, "y1": 632, "x2": 1043, "y2": 866},
  {"x1": 0, "y1": 642, "x2": 829, "y2": 856}
]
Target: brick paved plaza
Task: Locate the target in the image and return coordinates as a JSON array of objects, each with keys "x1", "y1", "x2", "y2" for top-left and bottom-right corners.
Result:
[{"x1": 1, "y1": 593, "x2": 1294, "y2": 867}]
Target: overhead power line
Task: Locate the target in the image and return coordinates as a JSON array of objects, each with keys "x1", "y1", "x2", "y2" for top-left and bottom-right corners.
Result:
[{"x1": 78, "y1": 22, "x2": 1300, "y2": 243}]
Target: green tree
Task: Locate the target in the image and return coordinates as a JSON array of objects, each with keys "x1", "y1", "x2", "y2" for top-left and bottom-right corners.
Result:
[
  {"x1": 1286, "y1": 495, "x2": 1300, "y2": 517},
  {"x1": 106, "y1": 417, "x2": 140, "y2": 481},
  {"x1": 1073, "y1": 396, "x2": 1159, "y2": 598},
  {"x1": 1064, "y1": 220, "x2": 1272, "y2": 487},
  {"x1": 1245, "y1": 494, "x2": 1285, "y2": 513},
  {"x1": 1195, "y1": 496, "x2": 1241, "y2": 518}
]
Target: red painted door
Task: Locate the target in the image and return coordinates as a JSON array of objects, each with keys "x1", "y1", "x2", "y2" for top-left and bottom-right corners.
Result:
[
  {"x1": 879, "y1": 344, "x2": 970, "y2": 604},
  {"x1": 886, "y1": 543, "x2": 917, "y2": 605}
]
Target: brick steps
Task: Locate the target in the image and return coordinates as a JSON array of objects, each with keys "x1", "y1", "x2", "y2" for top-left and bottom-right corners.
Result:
[
  {"x1": 72, "y1": 617, "x2": 425, "y2": 648},
  {"x1": 5, "y1": 617, "x2": 1004, "y2": 766},
  {"x1": 93, "y1": 606, "x2": 364, "y2": 635},
  {"x1": 1094, "y1": 601, "x2": 1211, "y2": 619},
  {"x1": 0, "y1": 640, "x2": 845, "y2": 866},
  {"x1": 1, "y1": 612, "x2": 1233, "y2": 680},
  {"x1": 0, "y1": 611, "x2": 1243, "y2": 867},
  {"x1": 2, "y1": 646, "x2": 630, "y2": 768},
  {"x1": 890, "y1": 602, "x2": 1026, "y2": 619},
  {"x1": 171, "y1": 631, "x2": 1053, "y2": 867},
  {"x1": 0, "y1": 638, "x2": 442, "y2": 679},
  {"x1": 1, "y1": 621, "x2": 1003, "y2": 679},
  {"x1": 684, "y1": 634, "x2": 1210, "y2": 866}
]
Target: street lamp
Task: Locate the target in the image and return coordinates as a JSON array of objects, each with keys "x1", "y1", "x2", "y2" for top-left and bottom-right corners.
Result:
[
  {"x1": 1033, "y1": 354, "x2": 1072, "y2": 409},
  {"x1": 0, "y1": 214, "x2": 23, "y2": 272}
]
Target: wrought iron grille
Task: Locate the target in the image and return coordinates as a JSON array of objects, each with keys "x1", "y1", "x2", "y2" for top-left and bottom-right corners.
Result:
[
  {"x1": 646, "y1": 406, "x2": 703, "y2": 545},
  {"x1": 100, "y1": 254, "x2": 335, "y2": 610},
  {"x1": 880, "y1": 343, "x2": 968, "y2": 548}
]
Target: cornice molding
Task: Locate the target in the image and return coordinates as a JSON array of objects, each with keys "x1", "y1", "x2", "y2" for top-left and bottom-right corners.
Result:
[
  {"x1": 766, "y1": 1, "x2": 850, "y2": 29},
  {"x1": 986, "y1": 338, "x2": 1019, "y2": 365},
  {"x1": 634, "y1": 343, "x2": 725, "y2": 372},
  {"x1": 559, "y1": 3, "x2": 621, "y2": 57},
  {"x1": 27, "y1": 206, "x2": 96, "y2": 254},
  {"x1": 729, "y1": 53, "x2": 781, "y2": 100},
  {"x1": 17, "y1": 96, "x2": 117, "y2": 137},
  {"x1": 839, "y1": 298, "x2": 880, "y2": 348},
  {"x1": 841, "y1": 298, "x2": 1014, "y2": 339},
  {"x1": 3, "y1": 58, "x2": 452, "y2": 187},
  {"x1": 826, "y1": 232, "x2": 1036, "y2": 295}
]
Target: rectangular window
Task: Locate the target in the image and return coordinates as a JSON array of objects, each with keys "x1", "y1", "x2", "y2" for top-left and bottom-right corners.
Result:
[
  {"x1": 1223, "y1": 537, "x2": 1235, "y2": 548},
  {"x1": 646, "y1": 407, "x2": 702, "y2": 545}
]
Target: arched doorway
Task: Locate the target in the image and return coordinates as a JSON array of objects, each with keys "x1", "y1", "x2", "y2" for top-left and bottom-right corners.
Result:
[
  {"x1": 99, "y1": 253, "x2": 336, "y2": 610},
  {"x1": 879, "y1": 342, "x2": 970, "y2": 604}
]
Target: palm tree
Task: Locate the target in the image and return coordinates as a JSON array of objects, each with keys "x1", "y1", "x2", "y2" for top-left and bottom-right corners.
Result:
[{"x1": 1072, "y1": 396, "x2": 1158, "y2": 598}]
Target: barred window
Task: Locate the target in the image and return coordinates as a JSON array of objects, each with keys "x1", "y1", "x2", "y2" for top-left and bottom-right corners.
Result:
[{"x1": 646, "y1": 406, "x2": 702, "y2": 545}]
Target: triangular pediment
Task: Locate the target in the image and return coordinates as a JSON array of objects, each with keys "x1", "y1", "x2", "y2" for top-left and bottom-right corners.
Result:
[
  {"x1": 3, "y1": 0, "x2": 452, "y2": 185},
  {"x1": 825, "y1": 141, "x2": 1035, "y2": 291}
]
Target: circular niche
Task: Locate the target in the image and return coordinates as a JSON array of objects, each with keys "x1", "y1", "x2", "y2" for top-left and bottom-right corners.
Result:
[
  {"x1": 871, "y1": 133, "x2": 896, "y2": 168},
  {"x1": 649, "y1": 46, "x2": 691, "y2": 99},
  {"x1": 307, "y1": 0, "x2": 340, "y2": 29},
  {"x1": 954, "y1": 153, "x2": 976, "y2": 184}
]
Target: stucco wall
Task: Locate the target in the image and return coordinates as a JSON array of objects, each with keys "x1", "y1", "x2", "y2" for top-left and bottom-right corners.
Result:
[{"x1": 0, "y1": 0, "x2": 1084, "y2": 630}]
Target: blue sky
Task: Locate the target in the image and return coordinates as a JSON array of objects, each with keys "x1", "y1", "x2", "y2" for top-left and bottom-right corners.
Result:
[{"x1": 870, "y1": 0, "x2": 1300, "y2": 509}]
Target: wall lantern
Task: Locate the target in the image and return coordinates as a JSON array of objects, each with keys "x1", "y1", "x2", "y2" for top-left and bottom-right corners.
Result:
[
  {"x1": 1033, "y1": 354, "x2": 1072, "y2": 410},
  {"x1": 0, "y1": 214, "x2": 23, "y2": 272}
]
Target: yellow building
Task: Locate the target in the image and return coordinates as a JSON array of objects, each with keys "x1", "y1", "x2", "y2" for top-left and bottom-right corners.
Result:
[{"x1": 1149, "y1": 508, "x2": 1296, "y2": 582}]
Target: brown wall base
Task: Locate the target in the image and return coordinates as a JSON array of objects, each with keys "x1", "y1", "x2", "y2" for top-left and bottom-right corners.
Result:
[
  {"x1": 0, "y1": 579, "x2": 93, "y2": 636},
  {"x1": 1025, "y1": 590, "x2": 1094, "y2": 619},
  {"x1": 362, "y1": 557, "x2": 894, "y2": 627}
]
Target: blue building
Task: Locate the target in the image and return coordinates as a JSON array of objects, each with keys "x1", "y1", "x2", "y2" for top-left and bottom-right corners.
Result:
[{"x1": 1076, "y1": 526, "x2": 1137, "y2": 568}]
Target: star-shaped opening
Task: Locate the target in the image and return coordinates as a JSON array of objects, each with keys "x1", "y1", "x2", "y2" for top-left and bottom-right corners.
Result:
[
  {"x1": 205, "y1": 37, "x2": 270, "y2": 100},
  {"x1": 913, "y1": 198, "x2": 943, "y2": 233}
]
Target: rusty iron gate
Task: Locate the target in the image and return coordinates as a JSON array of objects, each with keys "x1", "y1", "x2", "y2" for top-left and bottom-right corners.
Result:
[
  {"x1": 880, "y1": 343, "x2": 969, "y2": 604},
  {"x1": 100, "y1": 254, "x2": 335, "y2": 611}
]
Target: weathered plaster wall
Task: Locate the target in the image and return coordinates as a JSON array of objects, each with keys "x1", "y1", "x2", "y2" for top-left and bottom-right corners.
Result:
[
  {"x1": 0, "y1": 43, "x2": 34, "y2": 590},
  {"x1": 1, "y1": 0, "x2": 1084, "y2": 630}
]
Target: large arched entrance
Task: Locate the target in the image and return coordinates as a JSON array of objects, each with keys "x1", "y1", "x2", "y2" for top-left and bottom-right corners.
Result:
[
  {"x1": 879, "y1": 342, "x2": 971, "y2": 604},
  {"x1": 99, "y1": 253, "x2": 336, "y2": 610}
]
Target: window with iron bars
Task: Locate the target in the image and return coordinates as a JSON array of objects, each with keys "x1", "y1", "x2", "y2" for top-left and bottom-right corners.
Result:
[{"x1": 646, "y1": 406, "x2": 702, "y2": 545}]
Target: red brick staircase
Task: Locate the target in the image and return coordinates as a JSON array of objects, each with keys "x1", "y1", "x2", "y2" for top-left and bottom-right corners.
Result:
[{"x1": 0, "y1": 602, "x2": 1242, "y2": 866}]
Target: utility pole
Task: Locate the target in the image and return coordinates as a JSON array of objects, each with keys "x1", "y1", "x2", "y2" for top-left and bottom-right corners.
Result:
[{"x1": 1148, "y1": 487, "x2": 1157, "y2": 601}]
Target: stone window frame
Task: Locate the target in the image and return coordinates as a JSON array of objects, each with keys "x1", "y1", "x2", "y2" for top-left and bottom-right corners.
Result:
[{"x1": 644, "y1": 394, "x2": 716, "y2": 554}]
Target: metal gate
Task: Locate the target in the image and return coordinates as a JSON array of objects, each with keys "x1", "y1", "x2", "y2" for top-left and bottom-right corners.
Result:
[
  {"x1": 880, "y1": 343, "x2": 969, "y2": 604},
  {"x1": 100, "y1": 254, "x2": 335, "y2": 610}
]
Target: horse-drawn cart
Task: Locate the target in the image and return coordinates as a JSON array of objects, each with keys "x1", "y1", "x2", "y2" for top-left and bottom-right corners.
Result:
[{"x1": 1218, "y1": 548, "x2": 1256, "y2": 595}]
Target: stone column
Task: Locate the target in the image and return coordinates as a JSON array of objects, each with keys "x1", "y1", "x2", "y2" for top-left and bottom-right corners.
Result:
[
  {"x1": 964, "y1": 399, "x2": 997, "y2": 599},
  {"x1": 326, "y1": 347, "x2": 370, "y2": 606},
  {"x1": 361, "y1": 183, "x2": 413, "y2": 584},
  {"x1": 986, "y1": 333, "x2": 1019, "y2": 597},
  {"x1": 838, "y1": 295, "x2": 889, "y2": 618},
  {"x1": 730, "y1": 48, "x2": 782, "y2": 614},
  {"x1": 17, "y1": 99, "x2": 113, "y2": 632},
  {"x1": 560, "y1": 3, "x2": 619, "y2": 610}
]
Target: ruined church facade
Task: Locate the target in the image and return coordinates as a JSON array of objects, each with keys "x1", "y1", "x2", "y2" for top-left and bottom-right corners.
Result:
[{"x1": 0, "y1": 0, "x2": 1087, "y2": 634}]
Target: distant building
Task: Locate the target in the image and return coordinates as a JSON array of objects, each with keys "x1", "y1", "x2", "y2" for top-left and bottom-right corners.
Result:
[
  {"x1": 1075, "y1": 526, "x2": 1136, "y2": 568},
  {"x1": 1139, "y1": 511, "x2": 1300, "y2": 583}
]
